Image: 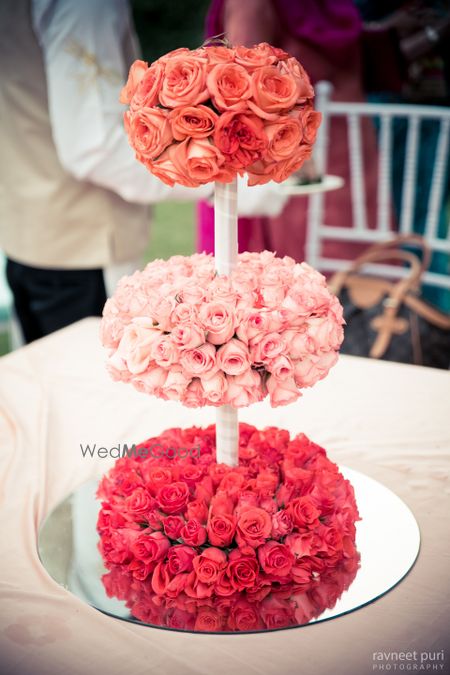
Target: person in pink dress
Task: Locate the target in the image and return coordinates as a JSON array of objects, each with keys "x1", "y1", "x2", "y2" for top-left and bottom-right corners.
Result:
[{"x1": 198, "y1": 0, "x2": 380, "y2": 262}]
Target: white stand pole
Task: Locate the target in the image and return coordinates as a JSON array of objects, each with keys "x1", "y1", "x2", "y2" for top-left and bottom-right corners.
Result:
[{"x1": 214, "y1": 179, "x2": 239, "y2": 466}]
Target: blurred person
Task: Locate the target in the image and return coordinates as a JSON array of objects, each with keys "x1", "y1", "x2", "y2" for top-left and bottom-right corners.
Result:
[
  {"x1": 198, "y1": 0, "x2": 380, "y2": 262},
  {"x1": 0, "y1": 0, "x2": 287, "y2": 344},
  {"x1": 356, "y1": 0, "x2": 450, "y2": 311}
]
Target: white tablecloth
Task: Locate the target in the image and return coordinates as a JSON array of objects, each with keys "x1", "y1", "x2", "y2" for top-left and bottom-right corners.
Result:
[{"x1": 0, "y1": 318, "x2": 449, "y2": 675}]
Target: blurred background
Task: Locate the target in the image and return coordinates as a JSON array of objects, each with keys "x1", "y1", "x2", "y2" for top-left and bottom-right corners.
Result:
[{"x1": 0, "y1": 0, "x2": 449, "y2": 366}]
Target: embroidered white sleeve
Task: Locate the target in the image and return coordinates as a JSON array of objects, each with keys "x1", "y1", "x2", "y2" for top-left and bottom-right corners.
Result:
[{"x1": 31, "y1": 0, "x2": 212, "y2": 203}]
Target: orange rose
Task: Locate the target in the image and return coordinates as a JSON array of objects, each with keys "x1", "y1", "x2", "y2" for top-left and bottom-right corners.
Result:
[
  {"x1": 214, "y1": 112, "x2": 268, "y2": 169},
  {"x1": 147, "y1": 144, "x2": 193, "y2": 188},
  {"x1": 269, "y1": 145, "x2": 312, "y2": 183},
  {"x1": 280, "y1": 58, "x2": 314, "y2": 103},
  {"x1": 301, "y1": 109, "x2": 322, "y2": 145},
  {"x1": 265, "y1": 116, "x2": 303, "y2": 161},
  {"x1": 234, "y1": 43, "x2": 277, "y2": 70},
  {"x1": 207, "y1": 63, "x2": 252, "y2": 111},
  {"x1": 172, "y1": 138, "x2": 226, "y2": 186},
  {"x1": 129, "y1": 62, "x2": 164, "y2": 111},
  {"x1": 159, "y1": 56, "x2": 209, "y2": 108},
  {"x1": 246, "y1": 159, "x2": 273, "y2": 186},
  {"x1": 170, "y1": 105, "x2": 218, "y2": 141},
  {"x1": 204, "y1": 45, "x2": 236, "y2": 67},
  {"x1": 125, "y1": 108, "x2": 173, "y2": 160},
  {"x1": 119, "y1": 60, "x2": 148, "y2": 105},
  {"x1": 249, "y1": 66, "x2": 300, "y2": 120}
]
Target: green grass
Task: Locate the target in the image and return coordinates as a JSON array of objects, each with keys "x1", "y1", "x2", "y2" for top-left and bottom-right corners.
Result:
[{"x1": 145, "y1": 201, "x2": 196, "y2": 262}]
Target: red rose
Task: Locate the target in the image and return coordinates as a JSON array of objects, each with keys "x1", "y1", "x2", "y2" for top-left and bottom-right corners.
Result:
[
  {"x1": 209, "y1": 492, "x2": 235, "y2": 516},
  {"x1": 127, "y1": 558, "x2": 153, "y2": 581},
  {"x1": 167, "y1": 545, "x2": 196, "y2": 575},
  {"x1": 228, "y1": 550, "x2": 259, "y2": 591},
  {"x1": 181, "y1": 518, "x2": 207, "y2": 546},
  {"x1": 193, "y1": 548, "x2": 227, "y2": 584},
  {"x1": 287, "y1": 496, "x2": 320, "y2": 529},
  {"x1": 131, "y1": 531, "x2": 170, "y2": 565},
  {"x1": 162, "y1": 515, "x2": 184, "y2": 539},
  {"x1": 207, "y1": 513, "x2": 236, "y2": 547},
  {"x1": 186, "y1": 498, "x2": 209, "y2": 524},
  {"x1": 228, "y1": 599, "x2": 263, "y2": 631},
  {"x1": 236, "y1": 507, "x2": 272, "y2": 548},
  {"x1": 214, "y1": 569, "x2": 236, "y2": 597},
  {"x1": 214, "y1": 112, "x2": 268, "y2": 169},
  {"x1": 194, "y1": 607, "x2": 223, "y2": 632},
  {"x1": 125, "y1": 487, "x2": 154, "y2": 517},
  {"x1": 178, "y1": 463, "x2": 205, "y2": 486},
  {"x1": 144, "y1": 466, "x2": 173, "y2": 494},
  {"x1": 156, "y1": 481, "x2": 190, "y2": 515},
  {"x1": 151, "y1": 561, "x2": 171, "y2": 595},
  {"x1": 258, "y1": 541, "x2": 294, "y2": 577},
  {"x1": 271, "y1": 509, "x2": 293, "y2": 539},
  {"x1": 260, "y1": 596, "x2": 295, "y2": 630}
]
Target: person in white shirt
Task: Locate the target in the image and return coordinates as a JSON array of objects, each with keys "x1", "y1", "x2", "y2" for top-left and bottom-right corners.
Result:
[{"x1": 0, "y1": 0, "x2": 287, "y2": 343}]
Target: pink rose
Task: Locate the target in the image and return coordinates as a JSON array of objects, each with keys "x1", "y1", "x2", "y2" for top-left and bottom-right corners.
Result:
[
  {"x1": 170, "y1": 104, "x2": 218, "y2": 140},
  {"x1": 217, "y1": 339, "x2": 251, "y2": 375},
  {"x1": 225, "y1": 369, "x2": 264, "y2": 407},
  {"x1": 125, "y1": 108, "x2": 173, "y2": 160},
  {"x1": 267, "y1": 354, "x2": 293, "y2": 380},
  {"x1": 171, "y1": 323, "x2": 205, "y2": 349},
  {"x1": 151, "y1": 334, "x2": 180, "y2": 367},
  {"x1": 266, "y1": 374, "x2": 300, "y2": 407},
  {"x1": 214, "y1": 112, "x2": 268, "y2": 169},
  {"x1": 201, "y1": 371, "x2": 228, "y2": 404},
  {"x1": 131, "y1": 366, "x2": 167, "y2": 396},
  {"x1": 293, "y1": 351, "x2": 338, "y2": 387},
  {"x1": 249, "y1": 332, "x2": 285, "y2": 364},
  {"x1": 207, "y1": 63, "x2": 252, "y2": 111},
  {"x1": 119, "y1": 59, "x2": 148, "y2": 104},
  {"x1": 114, "y1": 319, "x2": 160, "y2": 375},
  {"x1": 199, "y1": 302, "x2": 236, "y2": 345},
  {"x1": 180, "y1": 342, "x2": 217, "y2": 378},
  {"x1": 307, "y1": 316, "x2": 344, "y2": 351},
  {"x1": 248, "y1": 66, "x2": 299, "y2": 120},
  {"x1": 161, "y1": 367, "x2": 190, "y2": 400},
  {"x1": 125, "y1": 487, "x2": 153, "y2": 517},
  {"x1": 128, "y1": 61, "x2": 164, "y2": 110},
  {"x1": 236, "y1": 309, "x2": 282, "y2": 343},
  {"x1": 182, "y1": 378, "x2": 206, "y2": 408},
  {"x1": 258, "y1": 541, "x2": 294, "y2": 576},
  {"x1": 159, "y1": 55, "x2": 209, "y2": 108}
]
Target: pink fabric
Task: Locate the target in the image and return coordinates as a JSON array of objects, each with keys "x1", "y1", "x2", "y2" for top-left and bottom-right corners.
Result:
[
  {"x1": 198, "y1": 0, "x2": 381, "y2": 261},
  {"x1": 0, "y1": 318, "x2": 449, "y2": 674}
]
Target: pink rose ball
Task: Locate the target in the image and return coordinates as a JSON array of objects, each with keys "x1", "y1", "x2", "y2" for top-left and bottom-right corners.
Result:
[{"x1": 100, "y1": 251, "x2": 344, "y2": 408}]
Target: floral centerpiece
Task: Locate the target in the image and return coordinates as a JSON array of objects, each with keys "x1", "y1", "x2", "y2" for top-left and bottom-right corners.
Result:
[{"x1": 96, "y1": 41, "x2": 360, "y2": 626}]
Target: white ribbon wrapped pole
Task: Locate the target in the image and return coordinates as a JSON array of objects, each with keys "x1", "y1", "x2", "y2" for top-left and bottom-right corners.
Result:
[{"x1": 214, "y1": 179, "x2": 239, "y2": 466}]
